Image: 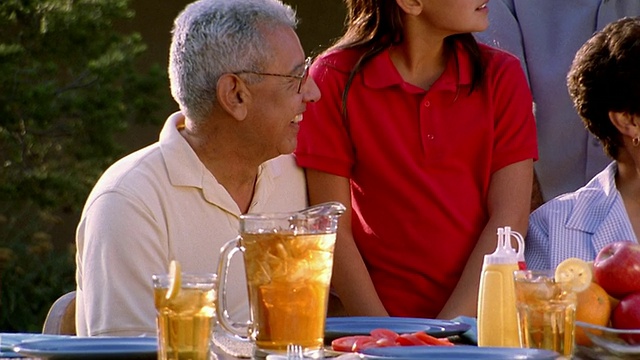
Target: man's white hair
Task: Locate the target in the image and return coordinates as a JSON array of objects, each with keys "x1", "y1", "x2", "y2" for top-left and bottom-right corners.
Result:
[{"x1": 169, "y1": 0, "x2": 298, "y2": 123}]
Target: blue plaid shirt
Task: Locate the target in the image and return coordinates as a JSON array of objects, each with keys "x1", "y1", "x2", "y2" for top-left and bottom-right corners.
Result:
[{"x1": 526, "y1": 162, "x2": 638, "y2": 270}]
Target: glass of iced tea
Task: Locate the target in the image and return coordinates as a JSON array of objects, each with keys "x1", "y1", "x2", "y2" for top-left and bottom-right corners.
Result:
[
  {"x1": 153, "y1": 272, "x2": 217, "y2": 360},
  {"x1": 513, "y1": 269, "x2": 577, "y2": 357},
  {"x1": 216, "y1": 202, "x2": 345, "y2": 359}
]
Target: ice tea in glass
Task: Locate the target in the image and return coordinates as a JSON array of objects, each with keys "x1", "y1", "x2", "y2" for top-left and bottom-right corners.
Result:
[
  {"x1": 153, "y1": 273, "x2": 217, "y2": 360},
  {"x1": 514, "y1": 270, "x2": 577, "y2": 357},
  {"x1": 242, "y1": 232, "x2": 335, "y2": 352}
]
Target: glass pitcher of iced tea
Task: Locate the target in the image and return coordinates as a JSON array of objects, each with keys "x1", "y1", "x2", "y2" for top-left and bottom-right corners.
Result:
[{"x1": 216, "y1": 202, "x2": 345, "y2": 359}]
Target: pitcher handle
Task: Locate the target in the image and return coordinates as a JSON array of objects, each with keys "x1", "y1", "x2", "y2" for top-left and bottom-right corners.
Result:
[{"x1": 216, "y1": 236, "x2": 249, "y2": 338}]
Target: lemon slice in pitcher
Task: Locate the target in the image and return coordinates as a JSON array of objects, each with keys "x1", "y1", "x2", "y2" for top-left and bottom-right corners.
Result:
[
  {"x1": 555, "y1": 257, "x2": 592, "y2": 292},
  {"x1": 166, "y1": 260, "x2": 182, "y2": 300}
]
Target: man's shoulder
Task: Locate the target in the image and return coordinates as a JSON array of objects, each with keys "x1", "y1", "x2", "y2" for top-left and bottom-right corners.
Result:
[
  {"x1": 87, "y1": 143, "x2": 164, "y2": 199},
  {"x1": 260, "y1": 154, "x2": 308, "y2": 210},
  {"x1": 264, "y1": 154, "x2": 305, "y2": 179}
]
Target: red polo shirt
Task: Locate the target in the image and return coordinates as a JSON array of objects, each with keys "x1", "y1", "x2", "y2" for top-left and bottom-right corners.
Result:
[{"x1": 295, "y1": 43, "x2": 537, "y2": 318}]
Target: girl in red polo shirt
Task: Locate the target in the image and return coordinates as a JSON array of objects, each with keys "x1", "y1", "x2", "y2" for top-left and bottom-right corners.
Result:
[{"x1": 295, "y1": 0, "x2": 538, "y2": 319}]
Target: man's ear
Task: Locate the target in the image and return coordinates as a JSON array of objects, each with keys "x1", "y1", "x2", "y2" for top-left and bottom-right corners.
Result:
[
  {"x1": 396, "y1": 0, "x2": 424, "y2": 15},
  {"x1": 609, "y1": 111, "x2": 638, "y2": 138},
  {"x1": 217, "y1": 73, "x2": 249, "y2": 121}
]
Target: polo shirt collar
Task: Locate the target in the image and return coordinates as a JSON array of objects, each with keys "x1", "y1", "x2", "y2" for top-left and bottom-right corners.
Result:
[
  {"x1": 159, "y1": 112, "x2": 205, "y2": 188},
  {"x1": 159, "y1": 112, "x2": 238, "y2": 215},
  {"x1": 158, "y1": 111, "x2": 278, "y2": 215},
  {"x1": 362, "y1": 42, "x2": 473, "y2": 92}
]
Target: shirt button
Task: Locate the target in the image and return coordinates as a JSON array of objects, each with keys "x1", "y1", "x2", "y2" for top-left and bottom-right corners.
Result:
[
  {"x1": 427, "y1": 134, "x2": 435, "y2": 140},
  {"x1": 424, "y1": 101, "x2": 431, "y2": 107}
]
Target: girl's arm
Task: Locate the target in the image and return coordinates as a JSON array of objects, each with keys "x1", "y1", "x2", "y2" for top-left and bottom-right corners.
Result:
[
  {"x1": 305, "y1": 168, "x2": 389, "y2": 316},
  {"x1": 437, "y1": 159, "x2": 533, "y2": 319}
]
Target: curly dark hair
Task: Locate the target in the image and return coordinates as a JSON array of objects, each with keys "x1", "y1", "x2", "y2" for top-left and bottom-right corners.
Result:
[{"x1": 567, "y1": 16, "x2": 640, "y2": 159}]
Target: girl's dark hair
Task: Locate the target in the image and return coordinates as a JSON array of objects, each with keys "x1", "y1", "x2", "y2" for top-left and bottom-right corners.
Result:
[{"x1": 330, "y1": 0, "x2": 485, "y2": 117}]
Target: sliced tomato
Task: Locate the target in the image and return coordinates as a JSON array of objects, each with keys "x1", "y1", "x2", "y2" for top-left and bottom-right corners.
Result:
[
  {"x1": 331, "y1": 329, "x2": 455, "y2": 352},
  {"x1": 331, "y1": 335, "x2": 373, "y2": 352},
  {"x1": 370, "y1": 328, "x2": 399, "y2": 341},
  {"x1": 351, "y1": 336, "x2": 381, "y2": 352},
  {"x1": 395, "y1": 333, "x2": 426, "y2": 346},
  {"x1": 374, "y1": 337, "x2": 397, "y2": 347},
  {"x1": 413, "y1": 331, "x2": 454, "y2": 346},
  {"x1": 331, "y1": 335, "x2": 382, "y2": 352}
]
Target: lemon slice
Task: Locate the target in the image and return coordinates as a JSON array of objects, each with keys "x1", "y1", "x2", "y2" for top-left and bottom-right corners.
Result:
[
  {"x1": 166, "y1": 260, "x2": 182, "y2": 300},
  {"x1": 555, "y1": 257, "x2": 592, "y2": 292}
]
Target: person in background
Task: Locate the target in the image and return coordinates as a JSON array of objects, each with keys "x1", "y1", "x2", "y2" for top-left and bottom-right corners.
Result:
[
  {"x1": 476, "y1": 0, "x2": 640, "y2": 203},
  {"x1": 526, "y1": 16, "x2": 640, "y2": 270},
  {"x1": 75, "y1": 0, "x2": 319, "y2": 336},
  {"x1": 295, "y1": 0, "x2": 537, "y2": 319}
]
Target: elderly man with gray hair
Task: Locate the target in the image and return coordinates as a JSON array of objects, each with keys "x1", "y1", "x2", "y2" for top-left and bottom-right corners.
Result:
[{"x1": 75, "y1": 0, "x2": 319, "y2": 336}]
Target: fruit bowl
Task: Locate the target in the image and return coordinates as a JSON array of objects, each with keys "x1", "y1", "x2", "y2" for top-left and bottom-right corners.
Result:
[{"x1": 574, "y1": 321, "x2": 640, "y2": 359}]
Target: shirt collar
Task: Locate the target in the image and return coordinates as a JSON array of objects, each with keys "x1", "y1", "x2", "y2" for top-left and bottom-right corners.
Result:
[
  {"x1": 565, "y1": 161, "x2": 620, "y2": 233},
  {"x1": 159, "y1": 111, "x2": 206, "y2": 188},
  {"x1": 158, "y1": 111, "x2": 281, "y2": 215},
  {"x1": 362, "y1": 43, "x2": 473, "y2": 92}
]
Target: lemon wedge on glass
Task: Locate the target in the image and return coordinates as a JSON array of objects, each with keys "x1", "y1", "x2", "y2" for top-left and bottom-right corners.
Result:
[
  {"x1": 555, "y1": 257, "x2": 592, "y2": 292},
  {"x1": 166, "y1": 260, "x2": 182, "y2": 300}
]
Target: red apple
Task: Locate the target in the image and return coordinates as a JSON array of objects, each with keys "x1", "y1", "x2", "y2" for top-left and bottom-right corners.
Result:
[
  {"x1": 593, "y1": 241, "x2": 640, "y2": 298},
  {"x1": 611, "y1": 292, "x2": 640, "y2": 344}
]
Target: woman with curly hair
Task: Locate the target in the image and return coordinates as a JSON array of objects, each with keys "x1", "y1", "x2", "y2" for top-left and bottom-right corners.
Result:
[{"x1": 527, "y1": 17, "x2": 640, "y2": 270}]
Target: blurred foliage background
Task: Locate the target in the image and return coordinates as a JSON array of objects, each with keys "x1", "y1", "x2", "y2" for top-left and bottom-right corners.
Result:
[{"x1": 0, "y1": 0, "x2": 165, "y2": 331}]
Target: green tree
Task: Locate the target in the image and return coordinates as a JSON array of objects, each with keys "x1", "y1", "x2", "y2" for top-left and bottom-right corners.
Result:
[{"x1": 0, "y1": 0, "x2": 165, "y2": 331}]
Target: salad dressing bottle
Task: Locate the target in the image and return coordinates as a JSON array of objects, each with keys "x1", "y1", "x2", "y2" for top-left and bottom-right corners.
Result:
[{"x1": 477, "y1": 226, "x2": 524, "y2": 347}]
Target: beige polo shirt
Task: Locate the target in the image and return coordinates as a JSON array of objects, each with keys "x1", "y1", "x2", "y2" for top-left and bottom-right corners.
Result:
[{"x1": 76, "y1": 112, "x2": 307, "y2": 336}]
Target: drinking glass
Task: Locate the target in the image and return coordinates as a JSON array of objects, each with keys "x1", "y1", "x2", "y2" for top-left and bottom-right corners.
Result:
[
  {"x1": 513, "y1": 269, "x2": 577, "y2": 357},
  {"x1": 153, "y1": 272, "x2": 217, "y2": 360}
]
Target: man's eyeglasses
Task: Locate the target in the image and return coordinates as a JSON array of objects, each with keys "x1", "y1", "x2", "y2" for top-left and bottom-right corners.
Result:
[{"x1": 234, "y1": 57, "x2": 312, "y2": 94}]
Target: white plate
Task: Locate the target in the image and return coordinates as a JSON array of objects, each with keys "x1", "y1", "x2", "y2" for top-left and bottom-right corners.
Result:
[{"x1": 13, "y1": 337, "x2": 157, "y2": 359}]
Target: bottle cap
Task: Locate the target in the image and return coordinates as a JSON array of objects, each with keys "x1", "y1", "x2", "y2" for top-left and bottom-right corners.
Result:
[{"x1": 483, "y1": 226, "x2": 525, "y2": 265}]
